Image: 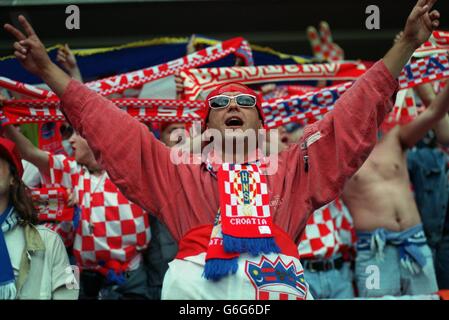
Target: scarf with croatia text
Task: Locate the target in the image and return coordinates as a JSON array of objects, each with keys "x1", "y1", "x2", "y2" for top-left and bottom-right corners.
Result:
[{"x1": 203, "y1": 162, "x2": 279, "y2": 281}]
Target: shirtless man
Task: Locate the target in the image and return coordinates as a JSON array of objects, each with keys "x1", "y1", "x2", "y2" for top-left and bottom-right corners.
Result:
[{"x1": 342, "y1": 81, "x2": 449, "y2": 297}]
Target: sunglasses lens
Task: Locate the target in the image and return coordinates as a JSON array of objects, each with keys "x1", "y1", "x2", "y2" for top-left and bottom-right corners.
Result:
[
  {"x1": 236, "y1": 95, "x2": 256, "y2": 107},
  {"x1": 209, "y1": 96, "x2": 230, "y2": 109}
]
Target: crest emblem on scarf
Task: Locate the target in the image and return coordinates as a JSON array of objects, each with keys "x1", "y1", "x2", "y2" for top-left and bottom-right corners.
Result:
[
  {"x1": 233, "y1": 170, "x2": 258, "y2": 216},
  {"x1": 245, "y1": 256, "x2": 308, "y2": 300}
]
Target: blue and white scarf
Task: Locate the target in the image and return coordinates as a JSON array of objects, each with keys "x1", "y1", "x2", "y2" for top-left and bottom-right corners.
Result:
[
  {"x1": 0, "y1": 205, "x2": 18, "y2": 300},
  {"x1": 356, "y1": 224, "x2": 431, "y2": 276}
]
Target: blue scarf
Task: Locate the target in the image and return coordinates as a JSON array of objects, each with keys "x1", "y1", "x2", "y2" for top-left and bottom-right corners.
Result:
[
  {"x1": 0, "y1": 204, "x2": 18, "y2": 299},
  {"x1": 356, "y1": 224, "x2": 430, "y2": 275}
]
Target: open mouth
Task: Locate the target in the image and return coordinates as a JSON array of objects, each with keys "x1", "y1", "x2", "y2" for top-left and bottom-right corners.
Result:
[{"x1": 225, "y1": 116, "x2": 244, "y2": 128}]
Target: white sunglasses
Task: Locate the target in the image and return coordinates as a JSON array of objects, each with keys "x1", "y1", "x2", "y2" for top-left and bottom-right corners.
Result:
[{"x1": 208, "y1": 94, "x2": 257, "y2": 109}]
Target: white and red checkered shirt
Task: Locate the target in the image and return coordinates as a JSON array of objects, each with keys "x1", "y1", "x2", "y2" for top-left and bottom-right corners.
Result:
[
  {"x1": 46, "y1": 154, "x2": 151, "y2": 271},
  {"x1": 298, "y1": 198, "x2": 355, "y2": 260}
]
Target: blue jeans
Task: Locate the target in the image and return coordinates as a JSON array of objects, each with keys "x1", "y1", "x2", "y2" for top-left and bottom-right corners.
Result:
[
  {"x1": 355, "y1": 241, "x2": 438, "y2": 297},
  {"x1": 303, "y1": 262, "x2": 354, "y2": 299},
  {"x1": 434, "y1": 233, "x2": 449, "y2": 289}
]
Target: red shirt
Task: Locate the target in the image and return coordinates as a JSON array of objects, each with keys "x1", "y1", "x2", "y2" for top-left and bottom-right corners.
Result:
[{"x1": 60, "y1": 60, "x2": 397, "y2": 245}]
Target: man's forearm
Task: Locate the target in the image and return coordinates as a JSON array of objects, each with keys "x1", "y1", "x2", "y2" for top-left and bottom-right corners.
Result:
[
  {"x1": 414, "y1": 83, "x2": 436, "y2": 106},
  {"x1": 382, "y1": 39, "x2": 418, "y2": 79},
  {"x1": 3, "y1": 125, "x2": 49, "y2": 174},
  {"x1": 400, "y1": 84, "x2": 449, "y2": 147},
  {"x1": 70, "y1": 67, "x2": 83, "y2": 83},
  {"x1": 427, "y1": 84, "x2": 449, "y2": 119},
  {"x1": 427, "y1": 85, "x2": 449, "y2": 144},
  {"x1": 40, "y1": 62, "x2": 72, "y2": 97},
  {"x1": 433, "y1": 113, "x2": 449, "y2": 145}
]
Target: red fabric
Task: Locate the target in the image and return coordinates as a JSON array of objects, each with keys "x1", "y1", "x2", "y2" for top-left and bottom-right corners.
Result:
[
  {"x1": 0, "y1": 137, "x2": 23, "y2": 177},
  {"x1": 38, "y1": 122, "x2": 65, "y2": 155},
  {"x1": 84, "y1": 37, "x2": 252, "y2": 96},
  {"x1": 31, "y1": 186, "x2": 74, "y2": 222},
  {"x1": 59, "y1": 60, "x2": 397, "y2": 244},
  {"x1": 177, "y1": 224, "x2": 301, "y2": 260},
  {"x1": 298, "y1": 198, "x2": 355, "y2": 259},
  {"x1": 438, "y1": 290, "x2": 449, "y2": 300},
  {"x1": 1, "y1": 98, "x2": 205, "y2": 125}
]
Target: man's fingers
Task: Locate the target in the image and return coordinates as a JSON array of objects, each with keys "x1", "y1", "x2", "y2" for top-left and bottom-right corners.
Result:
[
  {"x1": 426, "y1": 0, "x2": 438, "y2": 11},
  {"x1": 66, "y1": 189, "x2": 76, "y2": 206},
  {"x1": 421, "y1": 7, "x2": 438, "y2": 30},
  {"x1": 186, "y1": 34, "x2": 197, "y2": 54},
  {"x1": 430, "y1": 9, "x2": 440, "y2": 28},
  {"x1": 14, "y1": 51, "x2": 26, "y2": 60},
  {"x1": 61, "y1": 45, "x2": 70, "y2": 55},
  {"x1": 429, "y1": 9, "x2": 440, "y2": 20},
  {"x1": 409, "y1": 0, "x2": 429, "y2": 21},
  {"x1": 416, "y1": 0, "x2": 428, "y2": 9},
  {"x1": 18, "y1": 38, "x2": 35, "y2": 49},
  {"x1": 3, "y1": 23, "x2": 26, "y2": 41},
  {"x1": 13, "y1": 41, "x2": 27, "y2": 54},
  {"x1": 18, "y1": 15, "x2": 36, "y2": 36}
]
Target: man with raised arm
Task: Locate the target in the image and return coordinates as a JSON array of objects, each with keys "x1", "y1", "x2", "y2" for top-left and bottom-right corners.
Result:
[
  {"x1": 4, "y1": 0, "x2": 440, "y2": 299},
  {"x1": 342, "y1": 78, "x2": 449, "y2": 298}
]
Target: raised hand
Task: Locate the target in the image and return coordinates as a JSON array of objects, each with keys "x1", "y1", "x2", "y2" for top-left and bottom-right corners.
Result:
[
  {"x1": 186, "y1": 34, "x2": 197, "y2": 55},
  {"x1": 402, "y1": 0, "x2": 440, "y2": 49},
  {"x1": 57, "y1": 44, "x2": 77, "y2": 73},
  {"x1": 66, "y1": 188, "x2": 78, "y2": 207},
  {"x1": 4, "y1": 15, "x2": 54, "y2": 77},
  {"x1": 57, "y1": 44, "x2": 83, "y2": 81},
  {"x1": 307, "y1": 21, "x2": 344, "y2": 62}
]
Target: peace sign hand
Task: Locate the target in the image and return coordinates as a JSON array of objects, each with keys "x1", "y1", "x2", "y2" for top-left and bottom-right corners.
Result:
[
  {"x1": 402, "y1": 0, "x2": 440, "y2": 49},
  {"x1": 307, "y1": 21, "x2": 344, "y2": 62},
  {"x1": 4, "y1": 15, "x2": 53, "y2": 77}
]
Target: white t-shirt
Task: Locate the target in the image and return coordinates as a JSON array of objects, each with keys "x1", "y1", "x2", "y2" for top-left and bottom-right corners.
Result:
[
  {"x1": 6, "y1": 224, "x2": 79, "y2": 300},
  {"x1": 21, "y1": 160, "x2": 42, "y2": 188}
]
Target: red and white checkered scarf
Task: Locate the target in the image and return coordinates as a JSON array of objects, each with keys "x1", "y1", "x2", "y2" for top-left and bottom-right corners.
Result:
[
  {"x1": 2, "y1": 54, "x2": 449, "y2": 129},
  {"x1": 204, "y1": 162, "x2": 279, "y2": 281}
]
